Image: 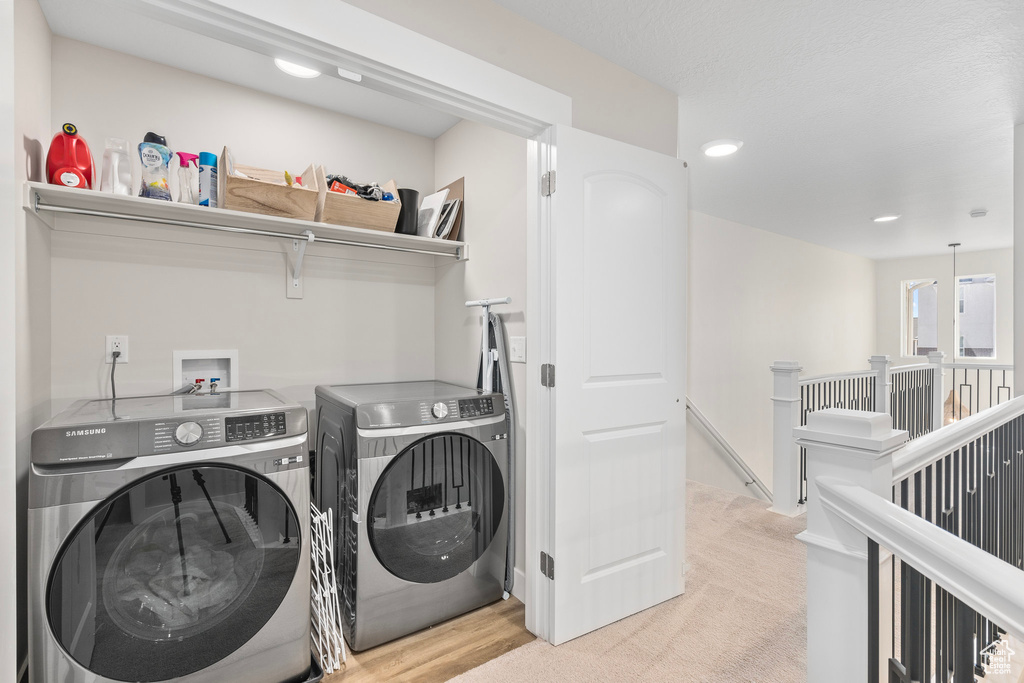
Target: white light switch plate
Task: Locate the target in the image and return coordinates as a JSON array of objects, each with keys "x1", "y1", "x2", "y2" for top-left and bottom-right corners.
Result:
[{"x1": 509, "y1": 336, "x2": 526, "y2": 363}]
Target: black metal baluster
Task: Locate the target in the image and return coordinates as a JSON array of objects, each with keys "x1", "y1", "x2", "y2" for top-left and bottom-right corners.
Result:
[
  {"x1": 924, "y1": 464, "x2": 934, "y2": 682},
  {"x1": 869, "y1": 538, "x2": 880, "y2": 683},
  {"x1": 953, "y1": 599, "x2": 975, "y2": 683},
  {"x1": 976, "y1": 368, "x2": 981, "y2": 414},
  {"x1": 900, "y1": 478, "x2": 910, "y2": 669},
  {"x1": 906, "y1": 565, "x2": 923, "y2": 682},
  {"x1": 989, "y1": 368, "x2": 994, "y2": 411}
]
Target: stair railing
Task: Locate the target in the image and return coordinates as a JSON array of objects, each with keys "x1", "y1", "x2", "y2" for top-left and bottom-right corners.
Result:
[
  {"x1": 798, "y1": 403, "x2": 1024, "y2": 683},
  {"x1": 685, "y1": 397, "x2": 772, "y2": 503},
  {"x1": 772, "y1": 352, "x2": 952, "y2": 516}
]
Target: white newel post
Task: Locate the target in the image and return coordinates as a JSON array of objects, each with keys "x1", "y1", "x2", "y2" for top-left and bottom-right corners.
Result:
[
  {"x1": 770, "y1": 361, "x2": 803, "y2": 516},
  {"x1": 869, "y1": 355, "x2": 891, "y2": 415},
  {"x1": 927, "y1": 351, "x2": 945, "y2": 432},
  {"x1": 795, "y1": 409, "x2": 908, "y2": 683}
]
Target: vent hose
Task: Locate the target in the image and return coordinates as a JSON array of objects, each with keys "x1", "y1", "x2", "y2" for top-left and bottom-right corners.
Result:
[{"x1": 479, "y1": 312, "x2": 516, "y2": 598}]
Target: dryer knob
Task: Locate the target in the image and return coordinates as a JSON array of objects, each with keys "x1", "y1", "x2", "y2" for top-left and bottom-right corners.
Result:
[
  {"x1": 432, "y1": 402, "x2": 449, "y2": 419},
  {"x1": 174, "y1": 421, "x2": 204, "y2": 446}
]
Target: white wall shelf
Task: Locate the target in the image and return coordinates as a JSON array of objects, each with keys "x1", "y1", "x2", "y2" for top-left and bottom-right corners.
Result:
[{"x1": 26, "y1": 181, "x2": 467, "y2": 262}]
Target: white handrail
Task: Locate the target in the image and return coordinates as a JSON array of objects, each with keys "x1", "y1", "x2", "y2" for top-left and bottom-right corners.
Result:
[
  {"x1": 889, "y1": 362, "x2": 932, "y2": 374},
  {"x1": 799, "y1": 369, "x2": 875, "y2": 386},
  {"x1": 817, "y1": 476, "x2": 1024, "y2": 641},
  {"x1": 685, "y1": 398, "x2": 772, "y2": 503},
  {"x1": 892, "y1": 395, "x2": 1024, "y2": 482},
  {"x1": 942, "y1": 362, "x2": 1014, "y2": 371}
]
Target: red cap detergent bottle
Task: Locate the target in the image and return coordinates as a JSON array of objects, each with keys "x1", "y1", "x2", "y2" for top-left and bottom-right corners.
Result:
[{"x1": 46, "y1": 123, "x2": 95, "y2": 189}]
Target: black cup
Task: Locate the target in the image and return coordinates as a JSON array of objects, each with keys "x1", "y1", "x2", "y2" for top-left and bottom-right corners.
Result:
[{"x1": 396, "y1": 188, "x2": 420, "y2": 235}]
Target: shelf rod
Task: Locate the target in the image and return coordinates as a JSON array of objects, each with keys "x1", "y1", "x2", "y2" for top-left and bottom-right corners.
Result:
[{"x1": 33, "y1": 201, "x2": 462, "y2": 259}]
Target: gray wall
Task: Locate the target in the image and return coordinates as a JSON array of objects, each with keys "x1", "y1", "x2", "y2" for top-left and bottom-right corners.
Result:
[{"x1": 12, "y1": 0, "x2": 50, "y2": 672}]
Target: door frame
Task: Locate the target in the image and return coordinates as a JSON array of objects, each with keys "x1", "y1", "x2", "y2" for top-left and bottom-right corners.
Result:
[{"x1": 524, "y1": 127, "x2": 554, "y2": 639}]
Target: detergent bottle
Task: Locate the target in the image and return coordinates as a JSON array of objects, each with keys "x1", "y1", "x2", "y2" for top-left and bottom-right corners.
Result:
[
  {"x1": 99, "y1": 138, "x2": 132, "y2": 195},
  {"x1": 46, "y1": 123, "x2": 95, "y2": 189},
  {"x1": 175, "y1": 152, "x2": 199, "y2": 204},
  {"x1": 138, "y1": 132, "x2": 172, "y2": 201}
]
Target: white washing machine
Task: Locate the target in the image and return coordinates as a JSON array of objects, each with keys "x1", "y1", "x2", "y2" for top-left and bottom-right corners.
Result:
[
  {"x1": 28, "y1": 390, "x2": 317, "y2": 683},
  {"x1": 313, "y1": 381, "x2": 508, "y2": 651}
]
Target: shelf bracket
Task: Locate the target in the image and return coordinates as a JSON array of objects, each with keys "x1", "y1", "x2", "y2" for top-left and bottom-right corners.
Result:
[
  {"x1": 288, "y1": 230, "x2": 315, "y2": 299},
  {"x1": 26, "y1": 189, "x2": 55, "y2": 229}
]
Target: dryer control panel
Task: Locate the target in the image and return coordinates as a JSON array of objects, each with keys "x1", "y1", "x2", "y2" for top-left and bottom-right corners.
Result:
[
  {"x1": 458, "y1": 397, "x2": 495, "y2": 418},
  {"x1": 361, "y1": 394, "x2": 503, "y2": 428},
  {"x1": 226, "y1": 412, "x2": 287, "y2": 442}
]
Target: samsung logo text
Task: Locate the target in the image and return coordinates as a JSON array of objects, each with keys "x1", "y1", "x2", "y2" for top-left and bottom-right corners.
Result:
[{"x1": 65, "y1": 428, "x2": 107, "y2": 437}]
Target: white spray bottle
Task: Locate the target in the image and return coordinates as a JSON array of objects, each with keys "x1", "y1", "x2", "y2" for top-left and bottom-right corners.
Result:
[{"x1": 175, "y1": 152, "x2": 199, "y2": 204}]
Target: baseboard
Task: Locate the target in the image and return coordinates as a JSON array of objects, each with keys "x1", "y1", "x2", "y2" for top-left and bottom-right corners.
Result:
[
  {"x1": 512, "y1": 567, "x2": 526, "y2": 603},
  {"x1": 768, "y1": 502, "x2": 807, "y2": 518}
]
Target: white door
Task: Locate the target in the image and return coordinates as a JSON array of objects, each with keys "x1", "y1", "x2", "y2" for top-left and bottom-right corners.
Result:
[{"x1": 536, "y1": 125, "x2": 688, "y2": 645}]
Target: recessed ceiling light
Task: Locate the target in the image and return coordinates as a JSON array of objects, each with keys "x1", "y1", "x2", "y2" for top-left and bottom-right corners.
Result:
[
  {"x1": 970, "y1": 209, "x2": 988, "y2": 218},
  {"x1": 873, "y1": 214, "x2": 901, "y2": 223},
  {"x1": 701, "y1": 139, "x2": 743, "y2": 157},
  {"x1": 274, "y1": 58, "x2": 321, "y2": 79}
]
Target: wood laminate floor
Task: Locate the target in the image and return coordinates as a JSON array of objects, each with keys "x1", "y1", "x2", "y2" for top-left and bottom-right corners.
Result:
[{"x1": 324, "y1": 597, "x2": 535, "y2": 683}]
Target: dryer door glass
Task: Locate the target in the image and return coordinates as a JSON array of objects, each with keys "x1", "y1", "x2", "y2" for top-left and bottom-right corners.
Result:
[
  {"x1": 46, "y1": 465, "x2": 301, "y2": 682},
  {"x1": 367, "y1": 433, "x2": 504, "y2": 583}
]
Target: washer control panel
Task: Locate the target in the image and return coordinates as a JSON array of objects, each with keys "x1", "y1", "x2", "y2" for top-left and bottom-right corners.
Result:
[
  {"x1": 173, "y1": 421, "x2": 204, "y2": 446},
  {"x1": 458, "y1": 397, "x2": 495, "y2": 418},
  {"x1": 226, "y1": 412, "x2": 287, "y2": 442},
  {"x1": 151, "y1": 416, "x2": 222, "y2": 452}
]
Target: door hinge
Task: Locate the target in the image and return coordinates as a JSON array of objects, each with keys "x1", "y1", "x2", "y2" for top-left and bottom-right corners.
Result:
[
  {"x1": 541, "y1": 170, "x2": 556, "y2": 197},
  {"x1": 540, "y1": 551, "x2": 554, "y2": 580},
  {"x1": 540, "y1": 363, "x2": 555, "y2": 388}
]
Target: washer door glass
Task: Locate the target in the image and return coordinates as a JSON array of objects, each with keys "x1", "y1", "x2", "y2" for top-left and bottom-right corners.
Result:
[
  {"x1": 47, "y1": 465, "x2": 301, "y2": 682},
  {"x1": 367, "y1": 433, "x2": 504, "y2": 584}
]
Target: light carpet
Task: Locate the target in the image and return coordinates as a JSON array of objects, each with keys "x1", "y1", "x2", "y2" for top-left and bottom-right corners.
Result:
[{"x1": 451, "y1": 480, "x2": 808, "y2": 683}]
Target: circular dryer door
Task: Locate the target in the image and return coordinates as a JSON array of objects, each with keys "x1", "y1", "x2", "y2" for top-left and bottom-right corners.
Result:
[
  {"x1": 47, "y1": 465, "x2": 301, "y2": 682},
  {"x1": 367, "y1": 433, "x2": 504, "y2": 584}
]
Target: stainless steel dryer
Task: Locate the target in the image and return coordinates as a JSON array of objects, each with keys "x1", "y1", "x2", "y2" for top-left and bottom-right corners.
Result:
[
  {"x1": 29, "y1": 390, "x2": 314, "y2": 683},
  {"x1": 313, "y1": 381, "x2": 507, "y2": 651}
]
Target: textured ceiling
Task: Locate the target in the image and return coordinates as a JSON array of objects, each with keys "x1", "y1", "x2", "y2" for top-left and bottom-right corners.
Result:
[{"x1": 493, "y1": 0, "x2": 1024, "y2": 259}]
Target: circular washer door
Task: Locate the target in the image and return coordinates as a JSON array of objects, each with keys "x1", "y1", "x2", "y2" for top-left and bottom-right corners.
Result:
[
  {"x1": 47, "y1": 465, "x2": 301, "y2": 682},
  {"x1": 367, "y1": 433, "x2": 504, "y2": 584}
]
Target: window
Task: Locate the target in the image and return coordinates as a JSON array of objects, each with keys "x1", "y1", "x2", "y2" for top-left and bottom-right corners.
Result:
[
  {"x1": 903, "y1": 279, "x2": 938, "y2": 356},
  {"x1": 955, "y1": 275, "x2": 996, "y2": 358}
]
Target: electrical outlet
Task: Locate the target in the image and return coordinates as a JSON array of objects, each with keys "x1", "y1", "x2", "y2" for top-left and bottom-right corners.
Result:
[
  {"x1": 509, "y1": 336, "x2": 527, "y2": 363},
  {"x1": 105, "y1": 335, "x2": 129, "y2": 363}
]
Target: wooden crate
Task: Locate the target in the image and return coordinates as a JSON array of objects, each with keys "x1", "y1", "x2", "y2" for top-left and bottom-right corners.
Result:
[
  {"x1": 218, "y1": 147, "x2": 319, "y2": 221},
  {"x1": 315, "y1": 167, "x2": 401, "y2": 233}
]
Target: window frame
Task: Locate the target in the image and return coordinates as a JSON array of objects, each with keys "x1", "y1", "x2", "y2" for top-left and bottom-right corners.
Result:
[
  {"x1": 901, "y1": 278, "x2": 938, "y2": 359},
  {"x1": 953, "y1": 273, "x2": 996, "y2": 360}
]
